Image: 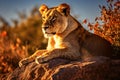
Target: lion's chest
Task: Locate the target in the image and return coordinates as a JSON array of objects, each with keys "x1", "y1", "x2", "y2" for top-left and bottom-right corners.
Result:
[{"x1": 53, "y1": 35, "x2": 68, "y2": 49}]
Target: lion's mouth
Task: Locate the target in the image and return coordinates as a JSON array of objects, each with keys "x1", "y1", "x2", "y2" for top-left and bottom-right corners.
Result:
[
  {"x1": 51, "y1": 32, "x2": 56, "y2": 35},
  {"x1": 45, "y1": 32, "x2": 56, "y2": 35}
]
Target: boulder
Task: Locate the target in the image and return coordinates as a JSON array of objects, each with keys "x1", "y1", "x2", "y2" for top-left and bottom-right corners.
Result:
[{"x1": 1, "y1": 56, "x2": 120, "y2": 80}]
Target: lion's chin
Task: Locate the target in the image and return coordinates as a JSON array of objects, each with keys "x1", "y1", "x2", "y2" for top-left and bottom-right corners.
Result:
[{"x1": 44, "y1": 33, "x2": 56, "y2": 38}]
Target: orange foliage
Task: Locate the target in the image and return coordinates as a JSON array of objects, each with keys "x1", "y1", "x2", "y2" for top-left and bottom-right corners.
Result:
[
  {"x1": 82, "y1": 0, "x2": 120, "y2": 56},
  {"x1": 87, "y1": 0, "x2": 120, "y2": 47},
  {"x1": 0, "y1": 31, "x2": 28, "y2": 74},
  {"x1": 0, "y1": 6, "x2": 47, "y2": 74},
  {"x1": 82, "y1": 19, "x2": 87, "y2": 24},
  {"x1": 0, "y1": 31, "x2": 7, "y2": 37}
]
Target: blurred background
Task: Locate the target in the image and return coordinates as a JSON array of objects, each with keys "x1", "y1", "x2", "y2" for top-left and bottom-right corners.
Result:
[
  {"x1": 0, "y1": 0, "x2": 107, "y2": 24},
  {"x1": 0, "y1": 0, "x2": 119, "y2": 75}
]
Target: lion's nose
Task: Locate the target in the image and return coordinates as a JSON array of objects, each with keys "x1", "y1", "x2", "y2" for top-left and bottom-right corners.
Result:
[{"x1": 44, "y1": 26, "x2": 49, "y2": 30}]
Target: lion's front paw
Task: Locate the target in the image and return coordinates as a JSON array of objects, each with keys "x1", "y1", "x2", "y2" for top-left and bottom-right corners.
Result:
[
  {"x1": 19, "y1": 58, "x2": 29, "y2": 67},
  {"x1": 35, "y1": 56, "x2": 48, "y2": 64}
]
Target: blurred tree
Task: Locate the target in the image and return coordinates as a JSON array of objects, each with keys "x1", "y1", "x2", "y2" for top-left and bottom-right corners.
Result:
[
  {"x1": 11, "y1": 7, "x2": 47, "y2": 54},
  {"x1": 0, "y1": 16, "x2": 9, "y2": 27},
  {"x1": 12, "y1": 19, "x2": 18, "y2": 27},
  {"x1": 0, "y1": 6, "x2": 47, "y2": 74},
  {"x1": 31, "y1": 6, "x2": 40, "y2": 16},
  {"x1": 86, "y1": 0, "x2": 120, "y2": 57},
  {"x1": 0, "y1": 6, "x2": 47, "y2": 54},
  {"x1": 18, "y1": 11, "x2": 27, "y2": 21}
]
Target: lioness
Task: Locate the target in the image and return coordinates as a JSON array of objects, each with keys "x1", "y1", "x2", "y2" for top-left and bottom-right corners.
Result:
[{"x1": 19, "y1": 3, "x2": 113, "y2": 67}]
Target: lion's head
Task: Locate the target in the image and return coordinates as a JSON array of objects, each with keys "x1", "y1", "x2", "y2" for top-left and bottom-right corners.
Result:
[{"x1": 39, "y1": 3, "x2": 70, "y2": 38}]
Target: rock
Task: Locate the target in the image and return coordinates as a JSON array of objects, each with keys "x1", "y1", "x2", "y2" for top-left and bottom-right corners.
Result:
[{"x1": 1, "y1": 56, "x2": 120, "y2": 80}]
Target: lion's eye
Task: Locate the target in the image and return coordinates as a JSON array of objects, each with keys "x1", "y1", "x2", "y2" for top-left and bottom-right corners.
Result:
[
  {"x1": 50, "y1": 16, "x2": 56, "y2": 22},
  {"x1": 52, "y1": 17, "x2": 56, "y2": 22},
  {"x1": 42, "y1": 16, "x2": 45, "y2": 19}
]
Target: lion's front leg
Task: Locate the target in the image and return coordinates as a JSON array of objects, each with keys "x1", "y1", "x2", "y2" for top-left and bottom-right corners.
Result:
[
  {"x1": 19, "y1": 50, "x2": 47, "y2": 67},
  {"x1": 35, "y1": 48, "x2": 80, "y2": 64},
  {"x1": 35, "y1": 52, "x2": 51, "y2": 64}
]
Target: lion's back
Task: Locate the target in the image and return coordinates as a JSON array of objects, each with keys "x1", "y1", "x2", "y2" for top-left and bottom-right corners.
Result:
[{"x1": 81, "y1": 34, "x2": 114, "y2": 58}]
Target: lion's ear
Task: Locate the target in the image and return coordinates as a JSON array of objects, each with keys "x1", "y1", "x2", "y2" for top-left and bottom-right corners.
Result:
[
  {"x1": 39, "y1": 4, "x2": 48, "y2": 14},
  {"x1": 57, "y1": 3, "x2": 70, "y2": 16}
]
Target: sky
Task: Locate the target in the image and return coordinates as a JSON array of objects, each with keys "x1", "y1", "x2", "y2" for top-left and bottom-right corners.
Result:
[{"x1": 0, "y1": 0, "x2": 107, "y2": 24}]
